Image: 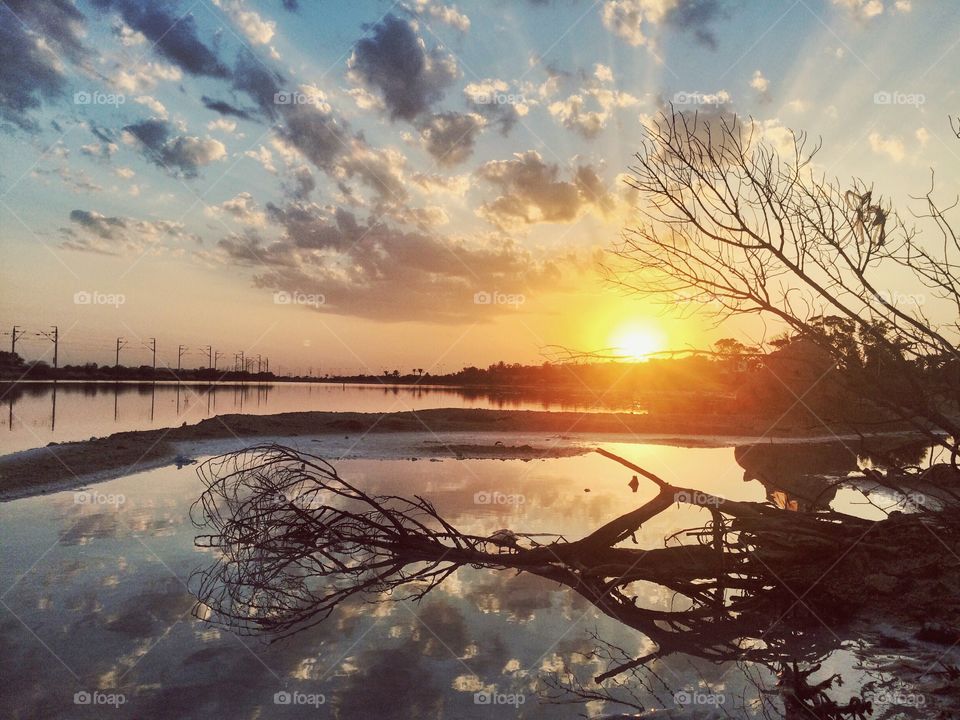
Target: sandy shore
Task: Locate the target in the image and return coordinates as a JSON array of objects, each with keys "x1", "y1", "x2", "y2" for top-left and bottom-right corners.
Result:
[{"x1": 0, "y1": 408, "x2": 908, "y2": 501}]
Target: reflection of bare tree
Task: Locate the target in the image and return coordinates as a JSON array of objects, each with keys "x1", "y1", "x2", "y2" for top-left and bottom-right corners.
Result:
[{"x1": 191, "y1": 444, "x2": 960, "y2": 719}]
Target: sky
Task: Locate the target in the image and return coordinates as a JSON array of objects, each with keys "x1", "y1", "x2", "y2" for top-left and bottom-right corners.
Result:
[{"x1": 0, "y1": 0, "x2": 957, "y2": 375}]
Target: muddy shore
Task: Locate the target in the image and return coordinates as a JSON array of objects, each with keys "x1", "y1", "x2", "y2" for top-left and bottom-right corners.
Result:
[{"x1": 0, "y1": 408, "x2": 908, "y2": 500}]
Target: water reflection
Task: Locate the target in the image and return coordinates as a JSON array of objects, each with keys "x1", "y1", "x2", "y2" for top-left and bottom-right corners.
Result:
[
  {"x1": 0, "y1": 381, "x2": 646, "y2": 454},
  {"x1": 1, "y1": 446, "x2": 953, "y2": 719}
]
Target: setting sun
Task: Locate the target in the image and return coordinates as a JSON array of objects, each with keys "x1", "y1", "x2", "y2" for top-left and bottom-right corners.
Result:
[{"x1": 610, "y1": 325, "x2": 667, "y2": 361}]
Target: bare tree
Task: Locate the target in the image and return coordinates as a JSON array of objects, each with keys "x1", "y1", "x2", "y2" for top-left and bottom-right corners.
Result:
[{"x1": 611, "y1": 109, "x2": 960, "y2": 469}]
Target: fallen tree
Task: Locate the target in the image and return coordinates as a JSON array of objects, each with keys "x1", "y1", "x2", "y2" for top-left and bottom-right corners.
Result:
[{"x1": 190, "y1": 444, "x2": 960, "y2": 717}]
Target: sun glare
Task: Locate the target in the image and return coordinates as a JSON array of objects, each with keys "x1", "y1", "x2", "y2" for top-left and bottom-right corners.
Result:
[{"x1": 610, "y1": 325, "x2": 666, "y2": 361}]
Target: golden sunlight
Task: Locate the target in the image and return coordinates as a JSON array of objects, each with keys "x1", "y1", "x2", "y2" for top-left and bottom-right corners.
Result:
[{"x1": 609, "y1": 324, "x2": 667, "y2": 361}]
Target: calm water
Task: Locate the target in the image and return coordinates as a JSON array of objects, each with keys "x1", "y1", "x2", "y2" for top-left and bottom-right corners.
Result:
[
  {"x1": 0, "y1": 442, "x2": 904, "y2": 719},
  {"x1": 0, "y1": 382, "x2": 643, "y2": 454}
]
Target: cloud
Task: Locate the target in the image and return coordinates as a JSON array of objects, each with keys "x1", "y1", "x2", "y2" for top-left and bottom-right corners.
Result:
[
  {"x1": 134, "y1": 95, "x2": 168, "y2": 118},
  {"x1": 832, "y1": 0, "x2": 885, "y2": 20},
  {"x1": 548, "y1": 81, "x2": 640, "y2": 139},
  {"x1": 602, "y1": 0, "x2": 726, "y2": 50},
  {"x1": 123, "y1": 119, "x2": 227, "y2": 177},
  {"x1": 91, "y1": 0, "x2": 230, "y2": 77},
  {"x1": 418, "y1": 111, "x2": 486, "y2": 166},
  {"x1": 750, "y1": 69, "x2": 769, "y2": 93},
  {"x1": 407, "y1": 0, "x2": 471, "y2": 31},
  {"x1": 206, "y1": 191, "x2": 267, "y2": 226},
  {"x1": 201, "y1": 95, "x2": 255, "y2": 121},
  {"x1": 60, "y1": 208, "x2": 198, "y2": 254},
  {"x1": 347, "y1": 14, "x2": 459, "y2": 121},
  {"x1": 213, "y1": 0, "x2": 276, "y2": 44},
  {"x1": 214, "y1": 203, "x2": 561, "y2": 322},
  {"x1": 464, "y1": 78, "x2": 530, "y2": 134},
  {"x1": 475, "y1": 151, "x2": 614, "y2": 227},
  {"x1": 868, "y1": 131, "x2": 905, "y2": 162},
  {"x1": 0, "y1": 0, "x2": 88, "y2": 131}
]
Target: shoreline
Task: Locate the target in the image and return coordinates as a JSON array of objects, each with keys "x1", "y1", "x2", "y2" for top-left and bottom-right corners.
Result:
[{"x1": 0, "y1": 408, "x2": 921, "y2": 501}]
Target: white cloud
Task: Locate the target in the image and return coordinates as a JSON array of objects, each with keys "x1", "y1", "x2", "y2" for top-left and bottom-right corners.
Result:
[
  {"x1": 832, "y1": 0, "x2": 885, "y2": 20},
  {"x1": 594, "y1": 63, "x2": 614, "y2": 83},
  {"x1": 207, "y1": 118, "x2": 237, "y2": 133},
  {"x1": 213, "y1": 0, "x2": 276, "y2": 44},
  {"x1": 869, "y1": 131, "x2": 905, "y2": 162},
  {"x1": 750, "y1": 70, "x2": 769, "y2": 94},
  {"x1": 134, "y1": 95, "x2": 168, "y2": 119}
]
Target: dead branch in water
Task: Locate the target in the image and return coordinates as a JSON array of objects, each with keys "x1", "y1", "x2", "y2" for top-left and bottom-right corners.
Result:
[{"x1": 191, "y1": 445, "x2": 960, "y2": 668}]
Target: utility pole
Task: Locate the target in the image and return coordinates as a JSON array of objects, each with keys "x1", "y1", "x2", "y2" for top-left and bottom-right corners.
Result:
[
  {"x1": 177, "y1": 344, "x2": 187, "y2": 372},
  {"x1": 40, "y1": 326, "x2": 58, "y2": 368},
  {"x1": 10, "y1": 325, "x2": 25, "y2": 355},
  {"x1": 239, "y1": 351, "x2": 245, "y2": 374},
  {"x1": 202, "y1": 345, "x2": 212, "y2": 369},
  {"x1": 145, "y1": 338, "x2": 156, "y2": 369},
  {"x1": 265, "y1": 357, "x2": 269, "y2": 374},
  {"x1": 257, "y1": 354, "x2": 262, "y2": 375},
  {"x1": 115, "y1": 337, "x2": 127, "y2": 367},
  {"x1": 214, "y1": 350, "x2": 224, "y2": 371}
]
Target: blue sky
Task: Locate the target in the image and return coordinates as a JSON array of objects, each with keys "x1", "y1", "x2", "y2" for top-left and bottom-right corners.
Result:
[{"x1": 0, "y1": 0, "x2": 957, "y2": 373}]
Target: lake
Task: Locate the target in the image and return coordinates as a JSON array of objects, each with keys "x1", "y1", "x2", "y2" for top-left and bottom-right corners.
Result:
[
  {"x1": 0, "y1": 440, "x2": 913, "y2": 719},
  {"x1": 0, "y1": 382, "x2": 644, "y2": 454}
]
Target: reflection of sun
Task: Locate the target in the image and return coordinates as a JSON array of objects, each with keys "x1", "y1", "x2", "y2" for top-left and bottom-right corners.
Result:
[{"x1": 610, "y1": 325, "x2": 666, "y2": 361}]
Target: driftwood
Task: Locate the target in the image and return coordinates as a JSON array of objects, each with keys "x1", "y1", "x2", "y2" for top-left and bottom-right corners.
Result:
[{"x1": 189, "y1": 444, "x2": 960, "y2": 671}]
